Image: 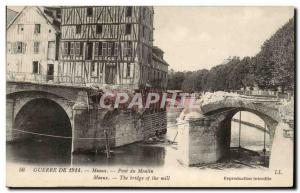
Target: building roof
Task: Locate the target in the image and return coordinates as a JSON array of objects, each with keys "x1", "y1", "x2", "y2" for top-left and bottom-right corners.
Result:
[
  {"x1": 6, "y1": 8, "x2": 18, "y2": 27},
  {"x1": 152, "y1": 52, "x2": 169, "y2": 66},
  {"x1": 7, "y1": 6, "x2": 60, "y2": 32}
]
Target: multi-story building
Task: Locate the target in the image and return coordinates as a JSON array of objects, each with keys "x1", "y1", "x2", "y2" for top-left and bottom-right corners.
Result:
[
  {"x1": 6, "y1": 6, "x2": 61, "y2": 82},
  {"x1": 58, "y1": 6, "x2": 168, "y2": 89}
]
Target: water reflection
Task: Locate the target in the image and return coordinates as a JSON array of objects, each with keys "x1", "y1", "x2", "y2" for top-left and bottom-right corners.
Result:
[
  {"x1": 7, "y1": 137, "x2": 166, "y2": 167},
  {"x1": 72, "y1": 143, "x2": 165, "y2": 167},
  {"x1": 6, "y1": 138, "x2": 71, "y2": 165}
]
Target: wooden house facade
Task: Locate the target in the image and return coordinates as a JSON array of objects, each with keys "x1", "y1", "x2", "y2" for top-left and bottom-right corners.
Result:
[
  {"x1": 59, "y1": 6, "x2": 167, "y2": 89},
  {"x1": 6, "y1": 6, "x2": 61, "y2": 82}
]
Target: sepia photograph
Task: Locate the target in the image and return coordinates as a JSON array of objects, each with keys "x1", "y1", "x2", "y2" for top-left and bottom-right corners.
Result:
[{"x1": 5, "y1": 4, "x2": 295, "y2": 188}]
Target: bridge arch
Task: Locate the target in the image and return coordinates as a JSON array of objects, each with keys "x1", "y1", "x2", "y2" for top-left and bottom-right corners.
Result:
[
  {"x1": 7, "y1": 90, "x2": 74, "y2": 143},
  {"x1": 200, "y1": 100, "x2": 281, "y2": 148},
  {"x1": 7, "y1": 90, "x2": 74, "y2": 121},
  {"x1": 14, "y1": 97, "x2": 73, "y2": 140},
  {"x1": 177, "y1": 95, "x2": 284, "y2": 166}
]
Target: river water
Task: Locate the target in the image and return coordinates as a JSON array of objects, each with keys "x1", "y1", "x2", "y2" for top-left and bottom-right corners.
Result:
[{"x1": 7, "y1": 111, "x2": 270, "y2": 168}]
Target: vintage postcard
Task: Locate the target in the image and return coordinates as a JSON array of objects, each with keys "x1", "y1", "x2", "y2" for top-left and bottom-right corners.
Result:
[{"x1": 6, "y1": 6, "x2": 295, "y2": 187}]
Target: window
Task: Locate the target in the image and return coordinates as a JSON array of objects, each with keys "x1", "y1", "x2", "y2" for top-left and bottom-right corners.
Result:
[
  {"x1": 148, "y1": 52, "x2": 152, "y2": 64},
  {"x1": 111, "y1": 43, "x2": 115, "y2": 56},
  {"x1": 126, "y1": 63, "x2": 131, "y2": 77},
  {"x1": 70, "y1": 42, "x2": 74, "y2": 55},
  {"x1": 75, "y1": 42, "x2": 79, "y2": 55},
  {"x1": 80, "y1": 42, "x2": 84, "y2": 56},
  {"x1": 91, "y1": 63, "x2": 98, "y2": 77},
  {"x1": 33, "y1": 42, "x2": 39, "y2": 54},
  {"x1": 96, "y1": 24, "x2": 103, "y2": 34},
  {"x1": 87, "y1": 7, "x2": 93, "y2": 17},
  {"x1": 125, "y1": 42, "x2": 132, "y2": 57},
  {"x1": 114, "y1": 42, "x2": 118, "y2": 56},
  {"x1": 100, "y1": 63, "x2": 103, "y2": 73},
  {"x1": 98, "y1": 42, "x2": 102, "y2": 55},
  {"x1": 125, "y1": 24, "x2": 131, "y2": 35},
  {"x1": 86, "y1": 42, "x2": 93, "y2": 60},
  {"x1": 94, "y1": 42, "x2": 99, "y2": 56},
  {"x1": 32, "y1": 61, "x2": 39, "y2": 74},
  {"x1": 64, "y1": 42, "x2": 69, "y2": 55},
  {"x1": 75, "y1": 42, "x2": 82, "y2": 56},
  {"x1": 17, "y1": 24, "x2": 24, "y2": 34},
  {"x1": 15, "y1": 42, "x2": 25, "y2": 54},
  {"x1": 108, "y1": 42, "x2": 112, "y2": 56},
  {"x1": 17, "y1": 42, "x2": 22, "y2": 53},
  {"x1": 91, "y1": 63, "x2": 95, "y2": 72},
  {"x1": 102, "y1": 42, "x2": 107, "y2": 56},
  {"x1": 34, "y1": 24, "x2": 41, "y2": 34},
  {"x1": 126, "y1": 7, "x2": 132, "y2": 17},
  {"x1": 76, "y1": 25, "x2": 81, "y2": 34}
]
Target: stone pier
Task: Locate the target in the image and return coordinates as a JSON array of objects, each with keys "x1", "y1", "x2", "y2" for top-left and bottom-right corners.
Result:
[{"x1": 177, "y1": 111, "x2": 231, "y2": 165}]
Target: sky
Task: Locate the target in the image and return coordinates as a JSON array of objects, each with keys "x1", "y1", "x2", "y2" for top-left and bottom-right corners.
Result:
[
  {"x1": 153, "y1": 6, "x2": 294, "y2": 71},
  {"x1": 8, "y1": 6, "x2": 294, "y2": 71}
]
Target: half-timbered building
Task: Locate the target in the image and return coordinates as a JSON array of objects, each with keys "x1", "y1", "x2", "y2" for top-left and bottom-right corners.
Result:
[
  {"x1": 59, "y1": 6, "x2": 167, "y2": 89},
  {"x1": 6, "y1": 6, "x2": 61, "y2": 82}
]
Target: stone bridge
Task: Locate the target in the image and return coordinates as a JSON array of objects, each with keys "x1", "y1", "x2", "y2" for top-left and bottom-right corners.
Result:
[
  {"x1": 177, "y1": 92, "x2": 294, "y2": 170},
  {"x1": 6, "y1": 81, "x2": 166, "y2": 153}
]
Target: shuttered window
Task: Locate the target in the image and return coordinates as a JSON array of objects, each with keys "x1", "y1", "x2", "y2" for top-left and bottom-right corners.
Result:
[{"x1": 14, "y1": 42, "x2": 26, "y2": 54}]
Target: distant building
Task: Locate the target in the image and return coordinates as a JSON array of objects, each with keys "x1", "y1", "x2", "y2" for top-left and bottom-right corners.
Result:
[
  {"x1": 151, "y1": 46, "x2": 168, "y2": 88},
  {"x1": 6, "y1": 6, "x2": 60, "y2": 82},
  {"x1": 59, "y1": 6, "x2": 168, "y2": 89}
]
